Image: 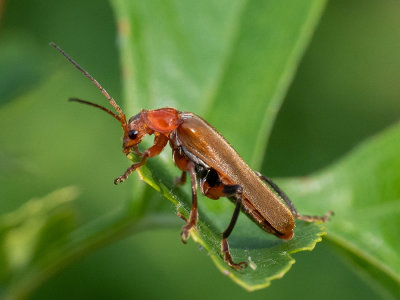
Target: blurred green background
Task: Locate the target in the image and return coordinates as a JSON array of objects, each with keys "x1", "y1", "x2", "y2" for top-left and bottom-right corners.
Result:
[{"x1": 0, "y1": 0, "x2": 399, "y2": 299}]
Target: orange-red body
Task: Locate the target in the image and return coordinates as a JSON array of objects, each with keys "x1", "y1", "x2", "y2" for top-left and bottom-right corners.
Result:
[
  {"x1": 128, "y1": 109, "x2": 295, "y2": 237},
  {"x1": 51, "y1": 43, "x2": 332, "y2": 270},
  {"x1": 117, "y1": 108, "x2": 299, "y2": 268},
  {"x1": 170, "y1": 111, "x2": 294, "y2": 239}
]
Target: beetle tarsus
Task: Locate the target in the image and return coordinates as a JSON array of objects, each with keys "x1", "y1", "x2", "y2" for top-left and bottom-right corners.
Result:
[
  {"x1": 221, "y1": 238, "x2": 247, "y2": 270},
  {"x1": 180, "y1": 222, "x2": 195, "y2": 244},
  {"x1": 296, "y1": 210, "x2": 334, "y2": 223},
  {"x1": 114, "y1": 162, "x2": 144, "y2": 184},
  {"x1": 114, "y1": 177, "x2": 123, "y2": 185},
  {"x1": 180, "y1": 233, "x2": 188, "y2": 244},
  {"x1": 180, "y1": 208, "x2": 198, "y2": 243}
]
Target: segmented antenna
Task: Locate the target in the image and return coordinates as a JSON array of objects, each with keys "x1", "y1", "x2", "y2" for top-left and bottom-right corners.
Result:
[
  {"x1": 69, "y1": 98, "x2": 121, "y2": 121},
  {"x1": 49, "y1": 42, "x2": 128, "y2": 134}
]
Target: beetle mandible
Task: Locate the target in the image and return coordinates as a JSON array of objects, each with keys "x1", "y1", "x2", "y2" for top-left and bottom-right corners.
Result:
[{"x1": 50, "y1": 43, "x2": 332, "y2": 270}]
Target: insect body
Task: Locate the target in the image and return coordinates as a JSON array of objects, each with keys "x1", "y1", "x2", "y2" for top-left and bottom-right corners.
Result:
[{"x1": 51, "y1": 43, "x2": 332, "y2": 270}]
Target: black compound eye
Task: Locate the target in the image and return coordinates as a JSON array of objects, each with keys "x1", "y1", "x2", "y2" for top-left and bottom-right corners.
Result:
[{"x1": 128, "y1": 130, "x2": 139, "y2": 140}]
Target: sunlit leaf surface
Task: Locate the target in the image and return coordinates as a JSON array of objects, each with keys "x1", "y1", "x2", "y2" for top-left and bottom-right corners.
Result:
[{"x1": 111, "y1": 0, "x2": 328, "y2": 290}]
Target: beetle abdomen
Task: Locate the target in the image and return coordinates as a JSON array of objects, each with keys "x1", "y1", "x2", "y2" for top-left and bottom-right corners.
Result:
[{"x1": 176, "y1": 112, "x2": 295, "y2": 237}]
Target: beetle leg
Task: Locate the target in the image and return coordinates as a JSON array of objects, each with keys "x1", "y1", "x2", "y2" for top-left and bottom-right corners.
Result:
[
  {"x1": 172, "y1": 148, "x2": 191, "y2": 186},
  {"x1": 174, "y1": 171, "x2": 187, "y2": 186},
  {"x1": 132, "y1": 145, "x2": 143, "y2": 157},
  {"x1": 220, "y1": 185, "x2": 248, "y2": 270},
  {"x1": 176, "y1": 211, "x2": 188, "y2": 222},
  {"x1": 114, "y1": 134, "x2": 168, "y2": 184},
  {"x1": 180, "y1": 162, "x2": 198, "y2": 243},
  {"x1": 255, "y1": 171, "x2": 333, "y2": 222},
  {"x1": 296, "y1": 211, "x2": 334, "y2": 222},
  {"x1": 114, "y1": 163, "x2": 141, "y2": 184}
]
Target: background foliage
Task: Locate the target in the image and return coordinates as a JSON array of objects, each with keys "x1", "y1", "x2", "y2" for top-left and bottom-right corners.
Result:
[{"x1": 0, "y1": 0, "x2": 399, "y2": 299}]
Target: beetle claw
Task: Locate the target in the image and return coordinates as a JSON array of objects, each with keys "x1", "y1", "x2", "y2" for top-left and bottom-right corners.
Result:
[
  {"x1": 229, "y1": 261, "x2": 248, "y2": 270},
  {"x1": 114, "y1": 176, "x2": 125, "y2": 185},
  {"x1": 180, "y1": 224, "x2": 193, "y2": 243},
  {"x1": 223, "y1": 252, "x2": 248, "y2": 271},
  {"x1": 180, "y1": 233, "x2": 188, "y2": 244},
  {"x1": 221, "y1": 238, "x2": 247, "y2": 270},
  {"x1": 319, "y1": 210, "x2": 334, "y2": 222},
  {"x1": 178, "y1": 212, "x2": 192, "y2": 243}
]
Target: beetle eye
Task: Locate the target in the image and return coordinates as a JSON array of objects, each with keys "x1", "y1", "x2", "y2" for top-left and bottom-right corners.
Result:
[{"x1": 128, "y1": 130, "x2": 139, "y2": 140}]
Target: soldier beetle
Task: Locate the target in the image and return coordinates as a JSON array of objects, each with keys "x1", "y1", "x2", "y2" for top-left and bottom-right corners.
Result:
[{"x1": 50, "y1": 43, "x2": 332, "y2": 270}]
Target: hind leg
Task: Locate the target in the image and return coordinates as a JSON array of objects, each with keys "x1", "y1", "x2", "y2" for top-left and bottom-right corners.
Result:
[
  {"x1": 255, "y1": 171, "x2": 333, "y2": 222},
  {"x1": 219, "y1": 184, "x2": 247, "y2": 270}
]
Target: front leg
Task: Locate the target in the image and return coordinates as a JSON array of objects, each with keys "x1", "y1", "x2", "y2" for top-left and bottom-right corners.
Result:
[{"x1": 114, "y1": 134, "x2": 169, "y2": 184}]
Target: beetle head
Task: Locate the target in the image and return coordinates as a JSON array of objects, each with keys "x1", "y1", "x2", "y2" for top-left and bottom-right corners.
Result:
[{"x1": 122, "y1": 112, "x2": 153, "y2": 155}]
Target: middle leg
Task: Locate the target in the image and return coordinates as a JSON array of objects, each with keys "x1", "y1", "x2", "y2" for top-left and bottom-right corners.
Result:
[
  {"x1": 199, "y1": 170, "x2": 248, "y2": 269},
  {"x1": 180, "y1": 162, "x2": 198, "y2": 243}
]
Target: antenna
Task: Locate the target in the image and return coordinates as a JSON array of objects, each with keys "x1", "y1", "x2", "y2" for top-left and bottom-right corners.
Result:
[
  {"x1": 49, "y1": 42, "x2": 128, "y2": 134},
  {"x1": 69, "y1": 98, "x2": 121, "y2": 121}
]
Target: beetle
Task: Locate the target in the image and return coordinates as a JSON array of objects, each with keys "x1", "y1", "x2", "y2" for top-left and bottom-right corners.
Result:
[{"x1": 50, "y1": 43, "x2": 332, "y2": 270}]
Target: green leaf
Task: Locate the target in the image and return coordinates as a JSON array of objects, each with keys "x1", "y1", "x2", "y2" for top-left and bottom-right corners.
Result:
[
  {"x1": 1, "y1": 1, "x2": 398, "y2": 298},
  {"x1": 0, "y1": 187, "x2": 79, "y2": 299},
  {"x1": 281, "y1": 123, "x2": 400, "y2": 298},
  {"x1": 137, "y1": 160, "x2": 329, "y2": 290},
  {"x1": 0, "y1": 35, "x2": 46, "y2": 107},
  {"x1": 112, "y1": 0, "x2": 326, "y2": 165},
  {"x1": 111, "y1": 0, "x2": 328, "y2": 290}
]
